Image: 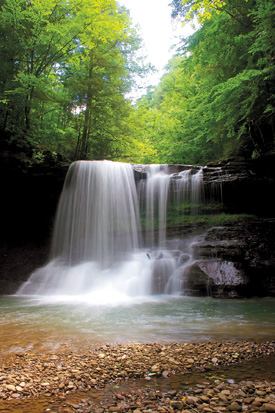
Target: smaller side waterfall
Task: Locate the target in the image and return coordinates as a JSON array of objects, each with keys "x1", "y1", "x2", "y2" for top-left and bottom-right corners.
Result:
[
  {"x1": 145, "y1": 165, "x2": 171, "y2": 247},
  {"x1": 140, "y1": 166, "x2": 204, "y2": 248},
  {"x1": 172, "y1": 167, "x2": 204, "y2": 214},
  {"x1": 174, "y1": 169, "x2": 191, "y2": 204},
  {"x1": 190, "y1": 168, "x2": 204, "y2": 214},
  {"x1": 138, "y1": 166, "x2": 205, "y2": 296}
]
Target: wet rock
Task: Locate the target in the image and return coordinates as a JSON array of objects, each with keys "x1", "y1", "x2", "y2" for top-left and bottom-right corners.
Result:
[
  {"x1": 198, "y1": 260, "x2": 247, "y2": 286},
  {"x1": 178, "y1": 254, "x2": 190, "y2": 265},
  {"x1": 179, "y1": 263, "x2": 212, "y2": 296},
  {"x1": 190, "y1": 219, "x2": 275, "y2": 297}
]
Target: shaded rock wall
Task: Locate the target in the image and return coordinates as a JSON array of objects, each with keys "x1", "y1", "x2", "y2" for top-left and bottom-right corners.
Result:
[
  {"x1": 187, "y1": 219, "x2": 275, "y2": 297},
  {"x1": 0, "y1": 163, "x2": 68, "y2": 244},
  {"x1": 0, "y1": 155, "x2": 68, "y2": 294},
  {"x1": 0, "y1": 243, "x2": 48, "y2": 294}
]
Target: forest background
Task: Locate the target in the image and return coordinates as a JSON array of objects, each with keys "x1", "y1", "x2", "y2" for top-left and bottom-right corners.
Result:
[{"x1": 0, "y1": 0, "x2": 274, "y2": 165}]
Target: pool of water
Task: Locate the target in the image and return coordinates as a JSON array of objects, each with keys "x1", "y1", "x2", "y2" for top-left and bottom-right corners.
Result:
[{"x1": 0, "y1": 295, "x2": 274, "y2": 353}]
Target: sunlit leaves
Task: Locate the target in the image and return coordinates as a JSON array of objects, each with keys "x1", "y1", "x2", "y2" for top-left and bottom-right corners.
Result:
[
  {"x1": 131, "y1": 0, "x2": 274, "y2": 163},
  {"x1": 0, "y1": 0, "x2": 145, "y2": 159},
  {"x1": 171, "y1": 0, "x2": 226, "y2": 22}
]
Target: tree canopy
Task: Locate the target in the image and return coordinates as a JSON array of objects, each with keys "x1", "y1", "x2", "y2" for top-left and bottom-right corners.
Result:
[
  {"x1": 0, "y1": 0, "x2": 147, "y2": 161},
  {"x1": 126, "y1": 0, "x2": 275, "y2": 163},
  {"x1": 0, "y1": 0, "x2": 274, "y2": 164}
]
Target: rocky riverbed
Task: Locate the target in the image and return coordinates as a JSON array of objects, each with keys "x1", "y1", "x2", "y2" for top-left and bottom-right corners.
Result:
[{"x1": 0, "y1": 341, "x2": 274, "y2": 412}]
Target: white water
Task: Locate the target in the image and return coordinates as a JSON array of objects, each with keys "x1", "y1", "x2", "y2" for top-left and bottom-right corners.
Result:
[
  {"x1": 175, "y1": 169, "x2": 191, "y2": 205},
  {"x1": 51, "y1": 160, "x2": 140, "y2": 266},
  {"x1": 191, "y1": 167, "x2": 204, "y2": 214},
  {"x1": 173, "y1": 167, "x2": 204, "y2": 214},
  {"x1": 18, "y1": 254, "x2": 153, "y2": 304},
  {"x1": 17, "y1": 161, "x2": 205, "y2": 302},
  {"x1": 145, "y1": 165, "x2": 171, "y2": 247}
]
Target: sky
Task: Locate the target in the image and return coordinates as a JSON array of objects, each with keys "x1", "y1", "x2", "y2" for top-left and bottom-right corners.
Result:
[{"x1": 118, "y1": 0, "x2": 194, "y2": 97}]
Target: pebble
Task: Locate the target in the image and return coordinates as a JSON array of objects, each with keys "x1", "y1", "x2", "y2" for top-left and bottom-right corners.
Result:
[
  {"x1": 263, "y1": 403, "x2": 275, "y2": 412},
  {"x1": 0, "y1": 340, "x2": 274, "y2": 413},
  {"x1": 229, "y1": 401, "x2": 242, "y2": 411},
  {"x1": 6, "y1": 384, "x2": 16, "y2": 391}
]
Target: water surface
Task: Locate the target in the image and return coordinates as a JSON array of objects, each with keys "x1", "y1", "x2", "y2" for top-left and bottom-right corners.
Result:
[{"x1": 0, "y1": 296, "x2": 274, "y2": 353}]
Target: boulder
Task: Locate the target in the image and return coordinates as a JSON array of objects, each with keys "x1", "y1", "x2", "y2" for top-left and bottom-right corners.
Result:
[
  {"x1": 182, "y1": 260, "x2": 247, "y2": 297},
  {"x1": 197, "y1": 260, "x2": 247, "y2": 286}
]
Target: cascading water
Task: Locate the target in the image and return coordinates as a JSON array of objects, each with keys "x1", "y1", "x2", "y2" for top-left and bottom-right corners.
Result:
[
  {"x1": 8, "y1": 163, "x2": 274, "y2": 344},
  {"x1": 145, "y1": 165, "x2": 171, "y2": 247},
  {"x1": 50, "y1": 160, "x2": 140, "y2": 266},
  {"x1": 17, "y1": 161, "x2": 208, "y2": 302},
  {"x1": 172, "y1": 167, "x2": 204, "y2": 213},
  {"x1": 142, "y1": 166, "x2": 204, "y2": 295},
  {"x1": 174, "y1": 169, "x2": 191, "y2": 204},
  {"x1": 190, "y1": 168, "x2": 204, "y2": 214},
  {"x1": 17, "y1": 161, "x2": 151, "y2": 301}
]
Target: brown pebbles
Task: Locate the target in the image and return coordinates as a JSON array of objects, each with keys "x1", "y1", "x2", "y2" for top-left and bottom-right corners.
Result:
[{"x1": 0, "y1": 341, "x2": 274, "y2": 412}]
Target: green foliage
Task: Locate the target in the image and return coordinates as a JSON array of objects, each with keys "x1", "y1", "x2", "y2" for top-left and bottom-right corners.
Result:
[
  {"x1": 166, "y1": 213, "x2": 256, "y2": 228},
  {"x1": 0, "y1": 0, "x2": 274, "y2": 164},
  {"x1": 170, "y1": 0, "x2": 227, "y2": 22},
  {"x1": 128, "y1": 0, "x2": 275, "y2": 164},
  {"x1": 0, "y1": 0, "x2": 147, "y2": 160}
]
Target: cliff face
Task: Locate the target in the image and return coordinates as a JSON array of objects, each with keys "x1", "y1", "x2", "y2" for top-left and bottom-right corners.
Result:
[
  {"x1": 0, "y1": 161, "x2": 67, "y2": 245},
  {"x1": 0, "y1": 155, "x2": 275, "y2": 296},
  {"x1": 0, "y1": 153, "x2": 68, "y2": 294},
  {"x1": 184, "y1": 219, "x2": 275, "y2": 297}
]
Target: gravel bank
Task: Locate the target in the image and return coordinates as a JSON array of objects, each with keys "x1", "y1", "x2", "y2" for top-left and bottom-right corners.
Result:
[{"x1": 0, "y1": 341, "x2": 274, "y2": 403}]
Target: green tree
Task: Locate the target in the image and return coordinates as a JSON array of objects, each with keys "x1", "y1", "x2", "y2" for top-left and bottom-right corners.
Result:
[
  {"x1": 129, "y1": 0, "x2": 275, "y2": 163},
  {"x1": 0, "y1": 0, "x2": 146, "y2": 161}
]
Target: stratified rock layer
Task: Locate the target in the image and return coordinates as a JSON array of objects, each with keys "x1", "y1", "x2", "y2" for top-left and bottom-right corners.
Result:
[{"x1": 187, "y1": 219, "x2": 275, "y2": 297}]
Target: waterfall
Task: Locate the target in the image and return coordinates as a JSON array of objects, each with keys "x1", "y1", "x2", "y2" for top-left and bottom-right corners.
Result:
[
  {"x1": 172, "y1": 167, "x2": 204, "y2": 213},
  {"x1": 145, "y1": 165, "x2": 171, "y2": 247},
  {"x1": 139, "y1": 166, "x2": 204, "y2": 295},
  {"x1": 50, "y1": 160, "x2": 140, "y2": 267},
  {"x1": 17, "y1": 161, "x2": 211, "y2": 301},
  {"x1": 175, "y1": 169, "x2": 191, "y2": 205},
  {"x1": 17, "y1": 161, "x2": 151, "y2": 299},
  {"x1": 140, "y1": 166, "x2": 204, "y2": 248}
]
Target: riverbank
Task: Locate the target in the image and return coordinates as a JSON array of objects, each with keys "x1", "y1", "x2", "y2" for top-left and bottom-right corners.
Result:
[{"x1": 0, "y1": 341, "x2": 274, "y2": 412}]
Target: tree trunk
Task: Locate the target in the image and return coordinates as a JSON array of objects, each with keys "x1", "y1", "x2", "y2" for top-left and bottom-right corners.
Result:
[{"x1": 24, "y1": 87, "x2": 34, "y2": 132}]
